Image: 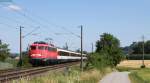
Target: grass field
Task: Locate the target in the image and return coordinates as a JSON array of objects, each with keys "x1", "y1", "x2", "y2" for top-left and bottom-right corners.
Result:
[
  {"x1": 129, "y1": 68, "x2": 150, "y2": 83},
  {"x1": 117, "y1": 60, "x2": 150, "y2": 83},
  {"x1": 117, "y1": 60, "x2": 150, "y2": 68}
]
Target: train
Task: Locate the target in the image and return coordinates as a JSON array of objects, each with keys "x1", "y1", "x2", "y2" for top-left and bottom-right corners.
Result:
[{"x1": 28, "y1": 41, "x2": 87, "y2": 66}]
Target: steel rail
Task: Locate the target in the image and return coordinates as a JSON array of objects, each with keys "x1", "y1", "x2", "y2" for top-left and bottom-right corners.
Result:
[{"x1": 0, "y1": 62, "x2": 79, "y2": 82}]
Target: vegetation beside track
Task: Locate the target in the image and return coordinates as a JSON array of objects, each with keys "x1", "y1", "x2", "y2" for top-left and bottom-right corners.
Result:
[
  {"x1": 12, "y1": 66, "x2": 113, "y2": 83},
  {"x1": 0, "y1": 58, "x2": 18, "y2": 69}
]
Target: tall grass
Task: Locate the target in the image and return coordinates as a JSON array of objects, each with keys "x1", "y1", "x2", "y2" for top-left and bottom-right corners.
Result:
[
  {"x1": 0, "y1": 58, "x2": 18, "y2": 70},
  {"x1": 116, "y1": 67, "x2": 140, "y2": 72},
  {"x1": 118, "y1": 67, "x2": 150, "y2": 83},
  {"x1": 0, "y1": 61, "x2": 13, "y2": 69},
  {"x1": 12, "y1": 67, "x2": 112, "y2": 83},
  {"x1": 129, "y1": 72, "x2": 147, "y2": 83}
]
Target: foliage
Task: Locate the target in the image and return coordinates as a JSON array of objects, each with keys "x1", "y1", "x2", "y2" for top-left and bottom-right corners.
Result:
[
  {"x1": 22, "y1": 51, "x2": 32, "y2": 67},
  {"x1": 0, "y1": 61, "x2": 13, "y2": 69},
  {"x1": 5, "y1": 57, "x2": 18, "y2": 67},
  {"x1": 124, "y1": 40, "x2": 150, "y2": 54},
  {"x1": 75, "y1": 49, "x2": 88, "y2": 54},
  {"x1": 17, "y1": 51, "x2": 32, "y2": 67},
  {"x1": 126, "y1": 54, "x2": 150, "y2": 60},
  {"x1": 9, "y1": 53, "x2": 19, "y2": 58},
  {"x1": 0, "y1": 40, "x2": 10, "y2": 61},
  {"x1": 86, "y1": 53, "x2": 111, "y2": 70},
  {"x1": 130, "y1": 42, "x2": 143, "y2": 54},
  {"x1": 117, "y1": 66, "x2": 150, "y2": 83},
  {"x1": 116, "y1": 67, "x2": 140, "y2": 72},
  {"x1": 145, "y1": 40, "x2": 150, "y2": 54},
  {"x1": 129, "y1": 72, "x2": 146, "y2": 83},
  {"x1": 12, "y1": 66, "x2": 112, "y2": 83},
  {"x1": 129, "y1": 68, "x2": 150, "y2": 83},
  {"x1": 95, "y1": 33, "x2": 124, "y2": 66}
]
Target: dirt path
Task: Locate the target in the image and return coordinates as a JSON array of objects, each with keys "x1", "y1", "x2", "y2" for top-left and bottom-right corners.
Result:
[{"x1": 100, "y1": 72, "x2": 131, "y2": 83}]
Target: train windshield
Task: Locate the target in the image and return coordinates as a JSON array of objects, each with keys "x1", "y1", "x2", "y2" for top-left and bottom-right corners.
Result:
[
  {"x1": 30, "y1": 46, "x2": 36, "y2": 50},
  {"x1": 38, "y1": 46, "x2": 45, "y2": 50}
]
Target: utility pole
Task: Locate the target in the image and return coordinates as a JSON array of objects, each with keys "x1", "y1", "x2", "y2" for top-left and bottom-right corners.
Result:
[
  {"x1": 92, "y1": 43, "x2": 94, "y2": 53},
  {"x1": 80, "y1": 25, "x2": 83, "y2": 71},
  {"x1": 142, "y1": 35, "x2": 145, "y2": 67},
  {"x1": 19, "y1": 26, "x2": 23, "y2": 67}
]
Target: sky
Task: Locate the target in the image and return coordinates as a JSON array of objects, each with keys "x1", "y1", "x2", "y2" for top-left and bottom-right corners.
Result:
[{"x1": 0, "y1": 0, "x2": 150, "y2": 53}]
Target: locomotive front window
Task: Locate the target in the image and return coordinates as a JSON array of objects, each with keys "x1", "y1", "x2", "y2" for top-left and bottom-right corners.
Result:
[
  {"x1": 45, "y1": 47, "x2": 48, "y2": 50},
  {"x1": 38, "y1": 46, "x2": 45, "y2": 50},
  {"x1": 30, "y1": 46, "x2": 36, "y2": 50}
]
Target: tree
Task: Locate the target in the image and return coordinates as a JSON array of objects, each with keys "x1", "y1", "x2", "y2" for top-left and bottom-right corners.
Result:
[
  {"x1": 75, "y1": 49, "x2": 88, "y2": 54},
  {"x1": 130, "y1": 42, "x2": 143, "y2": 54},
  {"x1": 0, "y1": 40, "x2": 10, "y2": 61},
  {"x1": 144, "y1": 40, "x2": 150, "y2": 54},
  {"x1": 95, "y1": 33, "x2": 124, "y2": 66},
  {"x1": 128, "y1": 40, "x2": 150, "y2": 54},
  {"x1": 17, "y1": 51, "x2": 32, "y2": 67}
]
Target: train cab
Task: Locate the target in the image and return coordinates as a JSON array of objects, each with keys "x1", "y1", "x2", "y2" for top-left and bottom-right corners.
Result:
[{"x1": 29, "y1": 42, "x2": 58, "y2": 65}]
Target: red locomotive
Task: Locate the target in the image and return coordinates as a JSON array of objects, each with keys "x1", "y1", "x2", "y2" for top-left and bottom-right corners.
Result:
[{"x1": 29, "y1": 41, "x2": 86, "y2": 65}]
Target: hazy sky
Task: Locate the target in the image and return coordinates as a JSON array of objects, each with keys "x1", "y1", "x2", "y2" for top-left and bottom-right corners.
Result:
[{"x1": 0, "y1": 0, "x2": 150, "y2": 53}]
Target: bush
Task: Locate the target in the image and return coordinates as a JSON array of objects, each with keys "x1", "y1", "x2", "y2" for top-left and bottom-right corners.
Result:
[
  {"x1": 17, "y1": 51, "x2": 32, "y2": 67},
  {"x1": 86, "y1": 53, "x2": 112, "y2": 70},
  {"x1": 5, "y1": 57, "x2": 18, "y2": 67}
]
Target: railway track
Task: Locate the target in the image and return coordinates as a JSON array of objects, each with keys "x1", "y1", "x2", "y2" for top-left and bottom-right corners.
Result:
[{"x1": 0, "y1": 61, "x2": 79, "y2": 82}]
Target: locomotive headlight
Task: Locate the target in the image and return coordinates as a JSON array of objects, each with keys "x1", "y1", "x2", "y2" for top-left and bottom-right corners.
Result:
[
  {"x1": 31, "y1": 54, "x2": 35, "y2": 56},
  {"x1": 31, "y1": 54, "x2": 41, "y2": 56},
  {"x1": 37, "y1": 54, "x2": 41, "y2": 56}
]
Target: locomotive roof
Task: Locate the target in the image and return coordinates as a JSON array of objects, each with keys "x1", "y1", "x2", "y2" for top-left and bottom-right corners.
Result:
[
  {"x1": 31, "y1": 43, "x2": 55, "y2": 47},
  {"x1": 34, "y1": 41, "x2": 47, "y2": 44}
]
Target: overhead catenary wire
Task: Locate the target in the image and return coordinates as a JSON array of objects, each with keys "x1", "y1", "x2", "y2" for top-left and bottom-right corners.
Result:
[
  {"x1": 0, "y1": 22, "x2": 16, "y2": 28},
  {"x1": 2, "y1": 1, "x2": 83, "y2": 49},
  {"x1": 0, "y1": 2, "x2": 41, "y2": 31},
  {"x1": 8, "y1": 4, "x2": 56, "y2": 37},
  {"x1": 23, "y1": 26, "x2": 40, "y2": 38},
  {"x1": 1, "y1": 1, "x2": 80, "y2": 38},
  {"x1": 0, "y1": 15, "x2": 37, "y2": 28},
  {"x1": 0, "y1": 2, "x2": 55, "y2": 38},
  {"x1": 10, "y1": 2, "x2": 80, "y2": 38},
  {"x1": 10, "y1": 2, "x2": 54, "y2": 28}
]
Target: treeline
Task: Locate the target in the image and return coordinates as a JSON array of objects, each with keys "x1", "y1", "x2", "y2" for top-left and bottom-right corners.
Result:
[
  {"x1": 126, "y1": 54, "x2": 150, "y2": 60},
  {"x1": 123, "y1": 41, "x2": 150, "y2": 54},
  {"x1": 121, "y1": 40, "x2": 150, "y2": 60}
]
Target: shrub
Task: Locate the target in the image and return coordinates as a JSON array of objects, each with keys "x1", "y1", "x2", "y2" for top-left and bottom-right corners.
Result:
[
  {"x1": 86, "y1": 52, "x2": 112, "y2": 70},
  {"x1": 17, "y1": 51, "x2": 32, "y2": 67}
]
